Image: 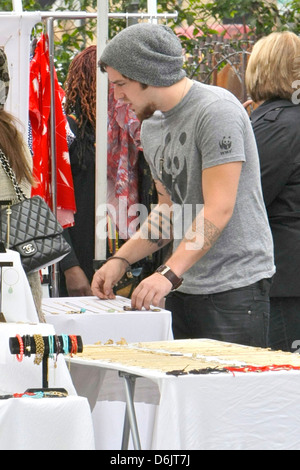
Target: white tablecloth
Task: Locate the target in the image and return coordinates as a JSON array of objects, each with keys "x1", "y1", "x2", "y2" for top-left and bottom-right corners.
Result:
[
  {"x1": 0, "y1": 323, "x2": 95, "y2": 450},
  {"x1": 43, "y1": 296, "x2": 173, "y2": 344},
  {"x1": 70, "y1": 352, "x2": 300, "y2": 450},
  {"x1": 0, "y1": 396, "x2": 95, "y2": 450},
  {"x1": 43, "y1": 296, "x2": 173, "y2": 449}
]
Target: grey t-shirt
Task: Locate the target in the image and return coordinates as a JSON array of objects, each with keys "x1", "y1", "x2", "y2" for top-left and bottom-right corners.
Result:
[{"x1": 141, "y1": 81, "x2": 275, "y2": 294}]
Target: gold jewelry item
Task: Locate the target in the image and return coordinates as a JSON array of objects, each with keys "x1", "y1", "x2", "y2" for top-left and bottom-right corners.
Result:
[{"x1": 33, "y1": 334, "x2": 45, "y2": 365}]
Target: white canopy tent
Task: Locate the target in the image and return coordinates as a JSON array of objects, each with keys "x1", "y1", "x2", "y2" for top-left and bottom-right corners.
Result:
[
  {"x1": 0, "y1": 9, "x2": 41, "y2": 136},
  {"x1": 0, "y1": 0, "x2": 177, "y2": 294}
]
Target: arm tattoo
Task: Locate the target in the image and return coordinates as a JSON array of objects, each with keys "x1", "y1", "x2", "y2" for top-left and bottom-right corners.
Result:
[
  {"x1": 183, "y1": 217, "x2": 221, "y2": 252},
  {"x1": 140, "y1": 207, "x2": 173, "y2": 247},
  {"x1": 202, "y1": 219, "x2": 222, "y2": 250}
]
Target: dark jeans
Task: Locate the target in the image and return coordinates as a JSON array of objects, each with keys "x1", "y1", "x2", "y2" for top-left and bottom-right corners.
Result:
[
  {"x1": 269, "y1": 297, "x2": 300, "y2": 353},
  {"x1": 166, "y1": 279, "x2": 272, "y2": 348}
]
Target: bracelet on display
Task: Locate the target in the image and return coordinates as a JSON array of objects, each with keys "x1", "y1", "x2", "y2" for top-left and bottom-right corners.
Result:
[
  {"x1": 48, "y1": 335, "x2": 54, "y2": 360},
  {"x1": 55, "y1": 334, "x2": 62, "y2": 364},
  {"x1": 15, "y1": 335, "x2": 24, "y2": 363},
  {"x1": 11, "y1": 389, "x2": 68, "y2": 399},
  {"x1": 24, "y1": 335, "x2": 31, "y2": 358},
  {"x1": 0, "y1": 389, "x2": 69, "y2": 400},
  {"x1": 33, "y1": 334, "x2": 45, "y2": 366},
  {"x1": 13, "y1": 392, "x2": 44, "y2": 399},
  {"x1": 61, "y1": 334, "x2": 69, "y2": 355},
  {"x1": 69, "y1": 335, "x2": 78, "y2": 357},
  {"x1": 105, "y1": 256, "x2": 131, "y2": 272}
]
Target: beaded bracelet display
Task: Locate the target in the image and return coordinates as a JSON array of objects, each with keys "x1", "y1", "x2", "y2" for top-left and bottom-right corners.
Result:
[{"x1": 11, "y1": 334, "x2": 83, "y2": 366}]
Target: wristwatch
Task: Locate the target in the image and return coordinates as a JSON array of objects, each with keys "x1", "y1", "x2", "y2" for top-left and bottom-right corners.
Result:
[{"x1": 156, "y1": 265, "x2": 183, "y2": 291}]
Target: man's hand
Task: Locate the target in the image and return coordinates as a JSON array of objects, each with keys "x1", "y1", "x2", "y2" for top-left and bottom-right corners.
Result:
[
  {"x1": 64, "y1": 266, "x2": 92, "y2": 297},
  {"x1": 91, "y1": 259, "x2": 126, "y2": 299},
  {"x1": 131, "y1": 273, "x2": 173, "y2": 310}
]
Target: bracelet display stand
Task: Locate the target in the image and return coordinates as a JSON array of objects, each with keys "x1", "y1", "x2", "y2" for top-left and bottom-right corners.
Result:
[{"x1": 9, "y1": 335, "x2": 83, "y2": 389}]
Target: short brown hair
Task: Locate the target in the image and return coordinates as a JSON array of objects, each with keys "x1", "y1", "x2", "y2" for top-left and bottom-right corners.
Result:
[
  {"x1": 99, "y1": 60, "x2": 149, "y2": 89},
  {"x1": 246, "y1": 31, "x2": 300, "y2": 102}
]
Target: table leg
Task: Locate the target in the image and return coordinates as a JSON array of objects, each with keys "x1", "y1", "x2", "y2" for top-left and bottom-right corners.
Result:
[{"x1": 119, "y1": 372, "x2": 141, "y2": 450}]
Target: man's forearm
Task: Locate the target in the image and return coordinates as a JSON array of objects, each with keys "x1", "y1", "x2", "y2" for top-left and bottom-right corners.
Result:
[
  {"x1": 114, "y1": 204, "x2": 173, "y2": 265},
  {"x1": 166, "y1": 207, "x2": 227, "y2": 277}
]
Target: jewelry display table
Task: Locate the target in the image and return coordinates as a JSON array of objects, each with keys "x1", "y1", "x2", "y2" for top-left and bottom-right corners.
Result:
[
  {"x1": 42, "y1": 295, "x2": 173, "y2": 344},
  {"x1": 0, "y1": 323, "x2": 95, "y2": 450},
  {"x1": 43, "y1": 296, "x2": 173, "y2": 450},
  {"x1": 70, "y1": 339, "x2": 300, "y2": 450}
]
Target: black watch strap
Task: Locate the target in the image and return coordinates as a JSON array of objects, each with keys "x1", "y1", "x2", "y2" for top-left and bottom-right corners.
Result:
[{"x1": 156, "y1": 265, "x2": 183, "y2": 290}]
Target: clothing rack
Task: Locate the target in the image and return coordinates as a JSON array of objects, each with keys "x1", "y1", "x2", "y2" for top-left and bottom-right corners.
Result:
[{"x1": 9, "y1": 334, "x2": 83, "y2": 388}]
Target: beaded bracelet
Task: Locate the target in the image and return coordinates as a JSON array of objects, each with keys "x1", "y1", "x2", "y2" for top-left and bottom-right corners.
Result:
[
  {"x1": 48, "y1": 335, "x2": 54, "y2": 360},
  {"x1": 69, "y1": 335, "x2": 78, "y2": 357},
  {"x1": 15, "y1": 335, "x2": 24, "y2": 362},
  {"x1": 54, "y1": 335, "x2": 61, "y2": 367},
  {"x1": 62, "y1": 334, "x2": 69, "y2": 355}
]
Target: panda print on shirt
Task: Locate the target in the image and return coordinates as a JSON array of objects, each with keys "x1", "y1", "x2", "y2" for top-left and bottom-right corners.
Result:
[{"x1": 154, "y1": 131, "x2": 188, "y2": 205}]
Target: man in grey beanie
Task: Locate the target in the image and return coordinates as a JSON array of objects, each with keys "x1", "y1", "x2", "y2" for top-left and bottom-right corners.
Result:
[
  {"x1": 100, "y1": 23, "x2": 186, "y2": 87},
  {"x1": 93, "y1": 23, "x2": 275, "y2": 348}
]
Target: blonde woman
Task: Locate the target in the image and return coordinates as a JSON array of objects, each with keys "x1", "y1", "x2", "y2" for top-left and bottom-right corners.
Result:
[{"x1": 246, "y1": 31, "x2": 300, "y2": 352}]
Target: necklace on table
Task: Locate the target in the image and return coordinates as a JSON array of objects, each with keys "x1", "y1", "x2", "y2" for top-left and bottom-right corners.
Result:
[{"x1": 3, "y1": 267, "x2": 19, "y2": 294}]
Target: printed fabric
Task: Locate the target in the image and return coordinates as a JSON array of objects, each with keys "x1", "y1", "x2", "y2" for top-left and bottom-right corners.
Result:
[
  {"x1": 107, "y1": 84, "x2": 142, "y2": 239},
  {"x1": 29, "y1": 34, "x2": 76, "y2": 228}
]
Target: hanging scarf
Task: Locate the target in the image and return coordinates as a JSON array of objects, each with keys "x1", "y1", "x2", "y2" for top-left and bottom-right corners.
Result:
[
  {"x1": 29, "y1": 34, "x2": 76, "y2": 228},
  {"x1": 107, "y1": 84, "x2": 142, "y2": 240}
]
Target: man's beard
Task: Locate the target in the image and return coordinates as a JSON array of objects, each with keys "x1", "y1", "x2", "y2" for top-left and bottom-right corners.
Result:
[{"x1": 136, "y1": 103, "x2": 156, "y2": 122}]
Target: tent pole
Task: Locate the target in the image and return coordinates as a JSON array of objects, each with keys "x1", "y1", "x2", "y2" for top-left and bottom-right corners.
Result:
[
  {"x1": 47, "y1": 16, "x2": 60, "y2": 298},
  {"x1": 95, "y1": 0, "x2": 109, "y2": 264}
]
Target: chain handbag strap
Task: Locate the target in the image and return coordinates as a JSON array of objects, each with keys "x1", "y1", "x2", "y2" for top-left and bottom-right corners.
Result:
[{"x1": 0, "y1": 148, "x2": 27, "y2": 202}]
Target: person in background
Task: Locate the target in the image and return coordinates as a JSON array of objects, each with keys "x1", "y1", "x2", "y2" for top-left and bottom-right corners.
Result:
[
  {"x1": 0, "y1": 49, "x2": 44, "y2": 322},
  {"x1": 245, "y1": 31, "x2": 300, "y2": 352},
  {"x1": 59, "y1": 46, "x2": 97, "y2": 296},
  {"x1": 92, "y1": 23, "x2": 275, "y2": 347}
]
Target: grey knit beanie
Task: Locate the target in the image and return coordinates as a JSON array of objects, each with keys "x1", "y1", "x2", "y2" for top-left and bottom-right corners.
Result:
[{"x1": 100, "y1": 23, "x2": 186, "y2": 87}]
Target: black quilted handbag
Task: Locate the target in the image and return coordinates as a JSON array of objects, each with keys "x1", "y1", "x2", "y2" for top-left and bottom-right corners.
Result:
[{"x1": 0, "y1": 149, "x2": 71, "y2": 274}]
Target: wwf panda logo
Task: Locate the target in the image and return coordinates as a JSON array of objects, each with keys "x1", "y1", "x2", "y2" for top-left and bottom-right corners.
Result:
[{"x1": 219, "y1": 136, "x2": 232, "y2": 151}]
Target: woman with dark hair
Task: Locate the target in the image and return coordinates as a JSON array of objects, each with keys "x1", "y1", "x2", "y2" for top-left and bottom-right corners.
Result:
[
  {"x1": 0, "y1": 48, "x2": 44, "y2": 321},
  {"x1": 59, "y1": 46, "x2": 97, "y2": 296}
]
